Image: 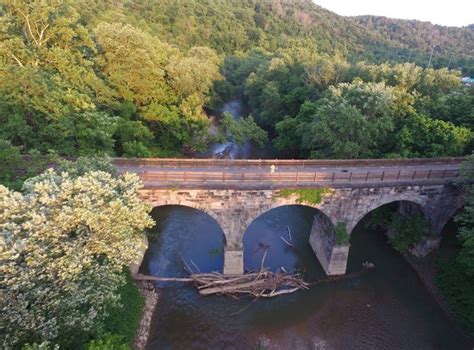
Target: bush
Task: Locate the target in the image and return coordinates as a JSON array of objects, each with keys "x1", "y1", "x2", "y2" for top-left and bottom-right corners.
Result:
[
  {"x1": 388, "y1": 212, "x2": 427, "y2": 253},
  {"x1": 123, "y1": 141, "x2": 152, "y2": 158},
  {"x1": 437, "y1": 255, "x2": 474, "y2": 336},
  {"x1": 0, "y1": 138, "x2": 22, "y2": 190}
]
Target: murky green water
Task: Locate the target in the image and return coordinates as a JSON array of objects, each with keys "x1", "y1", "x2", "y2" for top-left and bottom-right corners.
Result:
[{"x1": 140, "y1": 205, "x2": 473, "y2": 349}]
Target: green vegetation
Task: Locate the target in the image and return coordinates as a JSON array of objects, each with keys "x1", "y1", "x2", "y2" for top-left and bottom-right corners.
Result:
[
  {"x1": 387, "y1": 212, "x2": 427, "y2": 253},
  {"x1": 0, "y1": 1, "x2": 472, "y2": 160},
  {"x1": 0, "y1": 1, "x2": 473, "y2": 346},
  {"x1": 278, "y1": 188, "x2": 333, "y2": 204},
  {"x1": 368, "y1": 204, "x2": 427, "y2": 253},
  {"x1": 455, "y1": 155, "x2": 474, "y2": 275},
  {"x1": 335, "y1": 222, "x2": 350, "y2": 245},
  {"x1": 0, "y1": 158, "x2": 153, "y2": 348},
  {"x1": 435, "y1": 155, "x2": 474, "y2": 336},
  {"x1": 437, "y1": 255, "x2": 474, "y2": 336},
  {"x1": 98, "y1": 271, "x2": 145, "y2": 348},
  {"x1": 218, "y1": 112, "x2": 268, "y2": 147}
]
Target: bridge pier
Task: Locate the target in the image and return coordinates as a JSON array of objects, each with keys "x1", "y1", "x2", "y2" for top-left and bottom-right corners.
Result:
[
  {"x1": 223, "y1": 249, "x2": 244, "y2": 275},
  {"x1": 309, "y1": 212, "x2": 349, "y2": 275}
]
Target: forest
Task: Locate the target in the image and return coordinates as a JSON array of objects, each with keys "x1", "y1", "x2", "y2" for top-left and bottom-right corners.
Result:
[
  {"x1": 0, "y1": 1, "x2": 473, "y2": 348},
  {"x1": 0, "y1": 0, "x2": 472, "y2": 166}
]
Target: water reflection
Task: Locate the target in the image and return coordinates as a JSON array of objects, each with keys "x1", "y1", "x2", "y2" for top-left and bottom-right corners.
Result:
[{"x1": 143, "y1": 205, "x2": 472, "y2": 350}]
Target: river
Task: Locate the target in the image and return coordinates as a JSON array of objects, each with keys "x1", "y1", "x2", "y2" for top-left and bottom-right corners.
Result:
[
  {"x1": 140, "y1": 205, "x2": 472, "y2": 349},
  {"x1": 198, "y1": 99, "x2": 275, "y2": 159}
]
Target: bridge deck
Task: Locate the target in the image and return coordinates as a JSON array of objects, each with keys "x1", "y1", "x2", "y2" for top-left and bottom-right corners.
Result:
[{"x1": 113, "y1": 158, "x2": 465, "y2": 189}]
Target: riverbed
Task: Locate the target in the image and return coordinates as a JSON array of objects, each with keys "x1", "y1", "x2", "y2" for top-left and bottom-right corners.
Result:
[{"x1": 140, "y1": 205, "x2": 473, "y2": 349}]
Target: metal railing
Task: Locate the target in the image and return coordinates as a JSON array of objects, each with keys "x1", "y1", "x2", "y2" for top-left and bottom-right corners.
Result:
[
  {"x1": 137, "y1": 168, "x2": 460, "y2": 186},
  {"x1": 113, "y1": 157, "x2": 465, "y2": 169}
]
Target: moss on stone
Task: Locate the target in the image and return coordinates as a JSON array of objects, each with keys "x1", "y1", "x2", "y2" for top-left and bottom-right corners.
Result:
[
  {"x1": 335, "y1": 222, "x2": 350, "y2": 245},
  {"x1": 278, "y1": 188, "x2": 334, "y2": 205}
]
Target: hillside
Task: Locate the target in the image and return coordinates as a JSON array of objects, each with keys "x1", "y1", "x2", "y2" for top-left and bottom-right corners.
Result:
[
  {"x1": 71, "y1": 0, "x2": 473, "y2": 73},
  {"x1": 352, "y1": 15, "x2": 474, "y2": 72},
  {"x1": 0, "y1": 0, "x2": 472, "y2": 164}
]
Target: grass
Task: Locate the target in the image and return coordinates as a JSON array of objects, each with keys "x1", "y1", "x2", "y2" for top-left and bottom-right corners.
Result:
[{"x1": 101, "y1": 271, "x2": 145, "y2": 346}]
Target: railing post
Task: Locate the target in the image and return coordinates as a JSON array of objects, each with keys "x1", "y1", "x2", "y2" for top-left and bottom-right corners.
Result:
[
  {"x1": 412, "y1": 170, "x2": 417, "y2": 180},
  {"x1": 381, "y1": 171, "x2": 385, "y2": 181},
  {"x1": 397, "y1": 170, "x2": 401, "y2": 180},
  {"x1": 365, "y1": 171, "x2": 369, "y2": 181},
  {"x1": 427, "y1": 169, "x2": 432, "y2": 179},
  {"x1": 260, "y1": 172, "x2": 263, "y2": 182},
  {"x1": 241, "y1": 172, "x2": 244, "y2": 183},
  {"x1": 313, "y1": 172, "x2": 317, "y2": 182},
  {"x1": 223, "y1": 171, "x2": 226, "y2": 182},
  {"x1": 349, "y1": 172, "x2": 352, "y2": 182},
  {"x1": 331, "y1": 172, "x2": 335, "y2": 182}
]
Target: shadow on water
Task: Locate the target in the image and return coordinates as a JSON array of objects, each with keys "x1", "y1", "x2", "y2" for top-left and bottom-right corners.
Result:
[{"x1": 142, "y1": 206, "x2": 472, "y2": 350}]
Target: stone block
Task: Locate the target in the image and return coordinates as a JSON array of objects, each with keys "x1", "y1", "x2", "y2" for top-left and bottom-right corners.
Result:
[{"x1": 223, "y1": 250, "x2": 244, "y2": 275}]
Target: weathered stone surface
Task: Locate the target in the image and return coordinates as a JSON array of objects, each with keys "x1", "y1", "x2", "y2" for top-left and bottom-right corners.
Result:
[
  {"x1": 223, "y1": 250, "x2": 244, "y2": 275},
  {"x1": 410, "y1": 237, "x2": 442, "y2": 257},
  {"x1": 138, "y1": 184, "x2": 464, "y2": 276}
]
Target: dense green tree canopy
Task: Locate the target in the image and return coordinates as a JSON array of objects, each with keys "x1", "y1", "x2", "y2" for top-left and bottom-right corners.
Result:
[{"x1": 0, "y1": 164, "x2": 153, "y2": 348}]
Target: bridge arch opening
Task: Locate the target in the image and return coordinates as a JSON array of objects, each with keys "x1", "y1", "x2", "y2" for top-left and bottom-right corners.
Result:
[
  {"x1": 349, "y1": 200, "x2": 429, "y2": 262},
  {"x1": 242, "y1": 205, "x2": 334, "y2": 278},
  {"x1": 139, "y1": 205, "x2": 226, "y2": 278}
]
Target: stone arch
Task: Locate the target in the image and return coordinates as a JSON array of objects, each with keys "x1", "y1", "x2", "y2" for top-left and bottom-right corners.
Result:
[
  {"x1": 347, "y1": 196, "x2": 427, "y2": 236},
  {"x1": 241, "y1": 203, "x2": 343, "y2": 275},
  {"x1": 147, "y1": 201, "x2": 228, "y2": 246},
  {"x1": 239, "y1": 198, "x2": 338, "y2": 246}
]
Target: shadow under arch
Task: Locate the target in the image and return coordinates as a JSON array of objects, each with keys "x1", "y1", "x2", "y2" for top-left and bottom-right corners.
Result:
[
  {"x1": 437, "y1": 206, "x2": 465, "y2": 253},
  {"x1": 351, "y1": 199, "x2": 428, "y2": 237},
  {"x1": 242, "y1": 204, "x2": 334, "y2": 278},
  {"x1": 140, "y1": 205, "x2": 226, "y2": 277},
  {"x1": 348, "y1": 196, "x2": 427, "y2": 235}
]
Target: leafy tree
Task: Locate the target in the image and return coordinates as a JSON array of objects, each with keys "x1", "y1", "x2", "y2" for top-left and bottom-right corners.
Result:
[
  {"x1": 396, "y1": 113, "x2": 471, "y2": 157},
  {"x1": 123, "y1": 141, "x2": 153, "y2": 158},
  {"x1": 218, "y1": 112, "x2": 268, "y2": 147},
  {"x1": 0, "y1": 138, "x2": 22, "y2": 189},
  {"x1": 0, "y1": 166, "x2": 153, "y2": 348}
]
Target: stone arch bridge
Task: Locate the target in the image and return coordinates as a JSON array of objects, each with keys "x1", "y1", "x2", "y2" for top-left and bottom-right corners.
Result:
[{"x1": 114, "y1": 157, "x2": 467, "y2": 276}]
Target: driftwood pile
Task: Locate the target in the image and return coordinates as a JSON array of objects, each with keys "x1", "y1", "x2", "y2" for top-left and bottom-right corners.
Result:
[
  {"x1": 134, "y1": 269, "x2": 309, "y2": 297},
  {"x1": 133, "y1": 228, "x2": 374, "y2": 298}
]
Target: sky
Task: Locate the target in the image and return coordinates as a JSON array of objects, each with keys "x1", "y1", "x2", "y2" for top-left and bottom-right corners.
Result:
[{"x1": 313, "y1": 0, "x2": 474, "y2": 27}]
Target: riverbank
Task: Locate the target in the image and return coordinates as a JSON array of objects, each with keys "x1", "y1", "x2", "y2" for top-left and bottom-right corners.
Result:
[
  {"x1": 134, "y1": 281, "x2": 159, "y2": 349},
  {"x1": 404, "y1": 252, "x2": 474, "y2": 344}
]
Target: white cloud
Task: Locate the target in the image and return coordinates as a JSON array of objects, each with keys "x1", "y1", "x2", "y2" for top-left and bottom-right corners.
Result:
[{"x1": 313, "y1": 0, "x2": 474, "y2": 27}]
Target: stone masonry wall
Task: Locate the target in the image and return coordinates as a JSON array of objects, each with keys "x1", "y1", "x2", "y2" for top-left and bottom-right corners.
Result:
[{"x1": 138, "y1": 184, "x2": 463, "y2": 275}]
